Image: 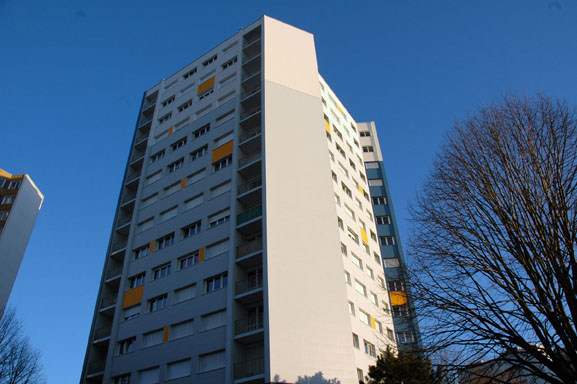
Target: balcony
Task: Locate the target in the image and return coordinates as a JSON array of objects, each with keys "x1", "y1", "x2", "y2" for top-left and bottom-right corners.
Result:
[
  {"x1": 242, "y1": 38, "x2": 262, "y2": 61},
  {"x1": 124, "y1": 173, "x2": 140, "y2": 190},
  {"x1": 234, "y1": 315, "x2": 264, "y2": 343},
  {"x1": 104, "y1": 265, "x2": 122, "y2": 287},
  {"x1": 234, "y1": 357, "x2": 264, "y2": 382},
  {"x1": 237, "y1": 177, "x2": 262, "y2": 205},
  {"x1": 138, "y1": 116, "x2": 153, "y2": 129},
  {"x1": 86, "y1": 360, "x2": 106, "y2": 377},
  {"x1": 110, "y1": 241, "x2": 127, "y2": 258},
  {"x1": 236, "y1": 238, "x2": 263, "y2": 268},
  {"x1": 240, "y1": 106, "x2": 261, "y2": 122},
  {"x1": 237, "y1": 151, "x2": 261, "y2": 178},
  {"x1": 235, "y1": 276, "x2": 263, "y2": 304},
  {"x1": 134, "y1": 134, "x2": 148, "y2": 150},
  {"x1": 99, "y1": 295, "x2": 117, "y2": 316},
  {"x1": 93, "y1": 326, "x2": 112, "y2": 344},
  {"x1": 142, "y1": 100, "x2": 156, "y2": 113}
]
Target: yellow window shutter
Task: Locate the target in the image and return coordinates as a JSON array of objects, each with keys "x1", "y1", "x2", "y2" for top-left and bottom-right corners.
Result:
[
  {"x1": 122, "y1": 286, "x2": 144, "y2": 308},
  {"x1": 324, "y1": 120, "x2": 331, "y2": 133},
  {"x1": 197, "y1": 77, "x2": 215, "y2": 95},
  {"x1": 211, "y1": 141, "x2": 233, "y2": 163},
  {"x1": 360, "y1": 228, "x2": 368, "y2": 244},
  {"x1": 199, "y1": 247, "x2": 205, "y2": 262},
  {"x1": 390, "y1": 291, "x2": 408, "y2": 306}
]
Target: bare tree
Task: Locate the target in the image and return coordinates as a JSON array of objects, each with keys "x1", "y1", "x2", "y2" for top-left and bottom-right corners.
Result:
[
  {"x1": 0, "y1": 308, "x2": 44, "y2": 384},
  {"x1": 409, "y1": 95, "x2": 577, "y2": 384}
]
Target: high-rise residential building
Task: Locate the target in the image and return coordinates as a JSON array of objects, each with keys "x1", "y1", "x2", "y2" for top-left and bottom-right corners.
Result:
[
  {"x1": 358, "y1": 123, "x2": 422, "y2": 351},
  {"x1": 0, "y1": 169, "x2": 43, "y2": 316},
  {"x1": 81, "y1": 16, "x2": 416, "y2": 384}
]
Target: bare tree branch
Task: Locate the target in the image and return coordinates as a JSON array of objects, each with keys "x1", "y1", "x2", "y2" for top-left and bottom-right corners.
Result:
[{"x1": 408, "y1": 95, "x2": 577, "y2": 384}]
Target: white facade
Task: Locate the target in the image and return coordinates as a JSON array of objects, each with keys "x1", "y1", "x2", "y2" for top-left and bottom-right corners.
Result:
[{"x1": 82, "y1": 16, "x2": 396, "y2": 384}]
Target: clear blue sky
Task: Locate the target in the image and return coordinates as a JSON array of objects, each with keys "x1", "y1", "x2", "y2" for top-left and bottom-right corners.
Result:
[{"x1": 1, "y1": 1, "x2": 576, "y2": 382}]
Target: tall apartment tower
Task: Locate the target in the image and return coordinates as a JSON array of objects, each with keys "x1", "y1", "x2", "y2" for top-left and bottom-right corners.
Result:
[
  {"x1": 81, "y1": 16, "x2": 408, "y2": 384},
  {"x1": 358, "y1": 123, "x2": 422, "y2": 351},
  {"x1": 0, "y1": 169, "x2": 43, "y2": 316}
]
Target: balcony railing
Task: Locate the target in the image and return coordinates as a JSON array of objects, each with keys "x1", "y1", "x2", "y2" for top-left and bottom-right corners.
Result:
[
  {"x1": 93, "y1": 326, "x2": 112, "y2": 340},
  {"x1": 238, "y1": 151, "x2": 261, "y2": 168},
  {"x1": 238, "y1": 178, "x2": 262, "y2": 195},
  {"x1": 87, "y1": 360, "x2": 105, "y2": 375},
  {"x1": 116, "y1": 215, "x2": 132, "y2": 227},
  {"x1": 239, "y1": 128, "x2": 261, "y2": 144},
  {"x1": 241, "y1": 87, "x2": 261, "y2": 101},
  {"x1": 235, "y1": 314, "x2": 264, "y2": 335},
  {"x1": 240, "y1": 106, "x2": 261, "y2": 121},
  {"x1": 111, "y1": 241, "x2": 127, "y2": 253},
  {"x1": 100, "y1": 295, "x2": 117, "y2": 309},
  {"x1": 234, "y1": 357, "x2": 264, "y2": 379},
  {"x1": 138, "y1": 117, "x2": 153, "y2": 128},
  {"x1": 237, "y1": 205, "x2": 262, "y2": 226},
  {"x1": 236, "y1": 238, "x2": 263, "y2": 259},
  {"x1": 235, "y1": 275, "x2": 263, "y2": 295},
  {"x1": 105, "y1": 265, "x2": 122, "y2": 279},
  {"x1": 142, "y1": 100, "x2": 156, "y2": 110}
]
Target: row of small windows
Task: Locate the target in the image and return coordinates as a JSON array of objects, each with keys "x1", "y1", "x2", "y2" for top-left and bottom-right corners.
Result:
[
  {"x1": 0, "y1": 195, "x2": 15, "y2": 205},
  {"x1": 112, "y1": 348, "x2": 225, "y2": 383},
  {"x1": 123, "y1": 271, "x2": 228, "y2": 322},
  {"x1": 0, "y1": 179, "x2": 20, "y2": 190}
]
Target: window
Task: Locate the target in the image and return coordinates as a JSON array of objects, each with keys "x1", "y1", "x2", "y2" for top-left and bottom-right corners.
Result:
[
  {"x1": 210, "y1": 180, "x2": 232, "y2": 198},
  {"x1": 161, "y1": 95, "x2": 175, "y2": 107},
  {"x1": 377, "y1": 277, "x2": 385, "y2": 288},
  {"x1": 201, "y1": 309, "x2": 226, "y2": 331},
  {"x1": 158, "y1": 112, "x2": 172, "y2": 124},
  {"x1": 213, "y1": 156, "x2": 232, "y2": 172},
  {"x1": 335, "y1": 143, "x2": 346, "y2": 158},
  {"x1": 0, "y1": 195, "x2": 15, "y2": 204},
  {"x1": 167, "y1": 158, "x2": 184, "y2": 173},
  {"x1": 374, "y1": 252, "x2": 382, "y2": 265},
  {"x1": 334, "y1": 193, "x2": 340, "y2": 205},
  {"x1": 387, "y1": 328, "x2": 395, "y2": 340},
  {"x1": 187, "y1": 168, "x2": 206, "y2": 184},
  {"x1": 362, "y1": 146, "x2": 374, "y2": 153},
  {"x1": 215, "y1": 132, "x2": 234, "y2": 147},
  {"x1": 341, "y1": 182, "x2": 352, "y2": 198},
  {"x1": 384, "y1": 258, "x2": 401, "y2": 268},
  {"x1": 145, "y1": 170, "x2": 161, "y2": 186},
  {"x1": 163, "y1": 182, "x2": 180, "y2": 197},
  {"x1": 368, "y1": 179, "x2": 383, "y2": 187},
  {"x1": 155, "y1": 233, "x2": 175, "y2": 250},
  {"x1": 370, "y1": 292, "x2": 378, "y2": 305},
  {"x1": 206, "y1": 239, "x2": 229, "y2": 259},
  {"x1": 202, "y1": 54, "x2": 217, "y2": 67},
  {"x1": 182, "y1": 220, "x2": 201, "y2": 239},
  {"x1": 204, "y1": 273, "x2": 228, "y2": 293},
  {"x1": 170, "y1": 319, "x2": 194, "y2": 340},
  {"x1": 349, "y1": 159, "x2": 356, "y2": 170},
  {"x1": 183, "y1": 67, "x2": 197, "y2": 79},
  {"x1": 159, "y1": 206, "x2": 178, "y2": 222},
  {"x1": 331, "y1": 171, "x2": 337, "y2": 182},
  {"x1": 355, "y1": 281, "x2": 367, "y2": 297},
  {"x1": 365, "y1": 162, "x2": 379, "y2": 169},
  {"x1": 142, "y1": 328, "x2": 163, "y2": 347},
  {"x1": 123, "y1": 305, "x2": 141, "y2": 321},
  {"x1": 177, "y1": 99, "x2": 192, "y2": 113},
  {"x1": 348, "y1": 301, "x2": 355, "y2": 316},
  {"x1": 141, "y1": 193, "x2": 158, "y2": 208},
  {"x1": 372, "y1": 196, "x2": 387, "y2": 205},
  {"x1": 376, "y1": 320, "x2": 384, "y2": 334},
  {"x1": 389, "y1": 281, "x2": 405, "y2": 291},
  {"x1": 392, "y1": 304, "x2": 410, "y2": 317},
  {"x1": 174, "y1": 284, "x2": 196, "y2": 303},
  {"x1": 199, "y1": 89, "x2": 214, "y2": 100},
  {"x1": 366, "y1": 267, "x2": 374, "y2": 279},
  {"x1": 364, "y1": 340, "x2": 377, "y2": 357},
  {"x1": 178, "y1": 245, "x2": 200, "y2": 266},
  {"x1": 150, "y1": 150, "x2": 165, "y2": 164},
  {"x1": 341, "y1": 243, "x2": 347, "y2": 256},
  {"x1": 344, "y1": 204, "x2": 355, "y2": 219},
  {"x1": 352, "y1": 333, "x2": 360, "y2": 349},
  {"x1": 171, "y1": 137, "x2": 187, "y2": 152},
  {"x1": 148, "y1": 294, "x2": 168, "y2": 312},
  {"x1": 133, "y1": 245, "x2": 149, "y2": 260},
  {"x1": 128, "y1": 273, "x2": 145, "y2": 289},
  {"x1": 359, "y1": 310, "x2": 370, "y2": 325},
  {"x1": 370, "y1": 230, "x2": 377, "y2": 241},
  {"x1": 345, "y1": 271, "x2": 351, "y2": 285},
  {"x1": 352, "y1": 254, "x2": 363, "y2": 269},
  {"x1": 329, "y1": 151, "x2": 334, "y2": 162},
  {"x1": 0, "y1": 211, "x2": 8, "y2": 220},
  {"x1": 348, "y1": 228, "x2": 359, "y2": 244},
  {"x1": 190, "y1": 145, "x2": 208, "y2": 161},
  {"x1": 166, "y1": 359, "x2": 191, "y2": 380},
  {"x1": 376, "y1": 216, "x2": 391, "y2": 225},
  {"x1": 208, "y1": 209, "x2": 230, "y2": 228},
  {"x1": 198, "y1": 350, "x2": 225, "y2": 372},
  {"x1": 380, "y1": 236, "x2": 396, "y2": 246},
  {"x1": 138, "y1": 367, "x2": 159, "y2": 384},
  {"x1": 112, "y1": 374, "x2": 131, "y2": 384},
  {"x1": 152, "y1": 263, "x2": 171, "y2": 280},
  {"x1": 397, "y1": 332, "x2": 416, "y2": 344},
  {"x1": 221, "y1": 56, "x2": 237, "y2": 70},
  {"x1": 357, "y1": 369, "x2": 364, "y2": 383},
  {"x1": 337, "y1": 217, "x2": 344, "y2": 230},
  {"x1": 117, "y1": 337, "x2": 136, "y2": 355},
  {"x1": 184, "y1": 194, "x2": 203, "y2": 210},
  {"x1": 360, "y1": 131, "x2": 371, "y2": 137},
  {"x1": 193, "y1": 123, "x2": 210, "y2": 138}
]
